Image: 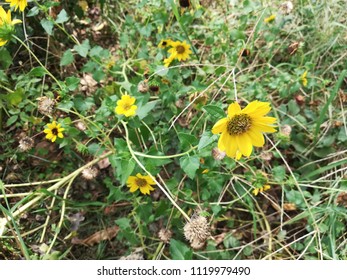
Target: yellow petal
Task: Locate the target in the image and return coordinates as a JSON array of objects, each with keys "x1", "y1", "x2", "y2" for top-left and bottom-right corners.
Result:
[
  {"x1": 211, "y1": 118, "x2": 228, "y2": 134},
  {"x1": 227, "y1": 102, "x2": 241, "y2": 118},
  {"x1": 236, "y1": 134, "x2": 253, "y2": 157},
  {"x1": 246, "y1": 129, "x2": 265, "y2": 147},
  {"x1": 252, "y1": 123, "x2": 277, "y2": 133}
]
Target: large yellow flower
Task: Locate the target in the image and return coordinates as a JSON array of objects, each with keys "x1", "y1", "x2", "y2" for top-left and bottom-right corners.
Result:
[
  {"x1": 44, "y1": 121, "x2": 65, "y2": 142},
  {"x1": 0, "y1": 6, "x2": 21, "y2": 46},
  {"x1": 212, "y1": 101, "x2": 277, "y2": 159},
  {"x1": 115, "y1": 95, "x2": 137, "y2": 117},
  {"x1": 6, "y1": 0, "x2": 28, "y2": 12},
  {"x1": 127, "y1": 173, "x2": 156, "y2": 195},
  {"x1": 168, "y1": 40, "x2": 192, "y2": 61}
]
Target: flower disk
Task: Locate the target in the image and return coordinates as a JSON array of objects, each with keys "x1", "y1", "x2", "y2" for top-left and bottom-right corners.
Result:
[
  {"x1": 212, "y1": 101, "x2": 277, "y2": 159},
  {"x1": 43, "y1": 121, "x2": 65, "y2": 143},
  {"x1": 115, "y1": 95, "x2": 137, "y2": 117},
  {"x1": 5, "y1": 0, "x2": 28, "y2": 12},
  {"x1": 168, "y1": 40, "x2": 192, "y2": 61},
  {"x1": 127, "y1": 173, "x2": 156, "y2": 195},
  {"x1": 158, "y1": 39, "x2": 173, "y2": 49}
]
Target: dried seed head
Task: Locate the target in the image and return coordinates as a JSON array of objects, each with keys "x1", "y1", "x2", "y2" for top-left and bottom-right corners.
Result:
[
  {"x1": 37, "y1": 96, "x2": 56, "y2": 116},
  {"x1": 281, "y1": 124, "x2": 292, "y2": 136},
  {"x1": 81, "y1": 167, "x2": 98, "y2": 180},
  {"x1": 260, "y1": 151, "x2": 273, "y2": 161},
  {"x1": 184, "y1": 214, "x2": 210, "y2": 249},
  {"x1": 212, "y1": 147, "x2": 226, "y2": 161},
  {"x1": 280, "y1": 1, "x2": 294, "y2": 14},
  {"x1": 138, "y1": 81, "x2": 149, "y2": 93},
  {"x1": 75, "y1": 121, "x2": 87, "y2": 131},
  {"x1": 18, "y1": 136, "x2": 34, "y2": 152},
  {"x1": 336, "y1": 192, "x2": 347, "y2": 207},
  {"x1": 158, "y1": 228, "x2": 172, "y2": 244}
]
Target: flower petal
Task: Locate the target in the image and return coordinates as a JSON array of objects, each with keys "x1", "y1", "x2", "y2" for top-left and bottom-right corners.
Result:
[
  {"x1": 211, "y1": 118, "x2": 228, "y2": 134},
  {"x1": 227, "y1": 102, "x2": 241, "y2": 118},
  {"x1": 246, "y1": 129, "x2": 265, "y2": 147},
  {"x1": 236, "y1": 134, "x2": 253, "y2": 157}
]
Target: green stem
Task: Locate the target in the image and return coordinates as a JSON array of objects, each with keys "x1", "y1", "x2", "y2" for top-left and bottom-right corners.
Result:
[
  {"x1": 121, "y1": 121, "x2": 190, "y2": 221},
  {"x1": 12, "y1": 35, "x2": 63, "y2": 90}
]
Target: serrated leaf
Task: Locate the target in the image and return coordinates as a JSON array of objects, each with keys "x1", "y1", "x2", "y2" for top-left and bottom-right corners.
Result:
[
  {"x1": 60, "y1": 49, "x2": 74, "y2": 66},
  {"x1": 74, "y1": 39, "x2": 90, "y2": 58},
  {"x1": 179, "y1": 155, "x2": 200, "y2": 179},
  {"x1": 40, "y1": 18, "x2": 54, "y2": 35},
  {"x1": 65, "y1": 76, "x2": 80, "y2": 91},
  {"x1": 178, "y1": 132, "x2": 198, "y2": 147},
  {"x1": 55, "y1": 9, "x2": 69, "y2": 24},
  {"x1": 7, "y1": 88, "x2": 24, "y2": 106},
  {"x1": 137, "y1": 100, "x2": 159, "y2": 120},
  {"x1": 170, "y1": 239, "x2": 192, "y2": 260},
  {"x1": 203, "y1": 104, "x2": 225, "y2": 119}
]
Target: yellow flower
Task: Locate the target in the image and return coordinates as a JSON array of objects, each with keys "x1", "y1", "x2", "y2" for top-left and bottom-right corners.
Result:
[
  {"x1": 301, "y1": 70, "x2": 308, "y2": 87},
  {"x1": 127, "y1": 173, "x2": 156, "y2": 195},
  {"x1": 252, "y1": 184, "x2": 271, "y2": 196},
  {"x1": 264, "y1": 14, "x2": 276, "y2": 23},
  {"x1": 115, "y1": 95, "x2": 137, "y2": 117},
  {"x1": 168, "y1": 40, "x2": 192, "y2": 61},
  {"x1": 43, "y1": 121, "x2": 65, "y2": 142},
  {"x1": 158, "y1": 39, "x2": 174, "y2": 49},
  {"x1": 5, "y1": 0, "x2": 28, "y2": 12},
  {"x1": 0, "y1": 6, "x2": 21, "y2": 46},
  {"x1": 212, "y1": 101, "x2": 277, "y2": 159},
  {"x1": 163, "y1": 54, "x2": 175, "y2": 67}
]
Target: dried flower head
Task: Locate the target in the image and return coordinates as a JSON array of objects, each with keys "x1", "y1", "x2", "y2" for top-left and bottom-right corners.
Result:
[
  {"x1": 37, "y1": 96, "x2": 56, "y2": 116},
  {"x1": 280, "y1": 1, "x2": 294, "y2": 14},
  {"x1": 158, "y1": 228, "x2": 172, "y2": 244},
  {"x1": 184, "y1": 214, "x2": 210, "y2": 249},
  {"x1": 119, "y1": 248, "x2": 144, "y2": 260},
  {"x1": 18, "y1": 136, "x2": 34, "y2": 151},
  {"x1": 212, "y1": 147, "x2": 226, "y2": 161},
  {"x1": 137, "y1": 81, "x2": 149, "y2": 93},
  {"x1": 281, "y1": 124, "x2": 292, "y2": 136},
  {"x1": 82, "y1": 167, "x2": 98, "y2": 180},
  {"x1": 75, "y1": 121, "x2": 87, "y2": 131},
  {"x1": 336, "y1": 192, "x2": 347, "y2": 207}
]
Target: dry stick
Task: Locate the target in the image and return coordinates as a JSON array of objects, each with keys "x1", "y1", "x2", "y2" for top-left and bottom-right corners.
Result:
[{"x1": 0, "y1": 151, "x2": 113, "y2": 232}]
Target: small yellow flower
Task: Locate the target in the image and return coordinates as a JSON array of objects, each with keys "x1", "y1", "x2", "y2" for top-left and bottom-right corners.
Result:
[
  {"x1": 158, "y1": 39, "x2": 174, "y2": 49},
  {"x1": 252, "y1": 184, "x2": 271, "y2": 196},
  {"x1": 168, "y1": 40, "x2": 192, "y2": 61},
  {"x1": 212, "y1": 101, "x2": 277, "y2": 159},
  {"x1": 0, "y1": 6, "x2": 22, "y2": 46},
  {"x1": 115, "y1": 95, "x2": 137, "y2": 117},
  {"x1": 43, "y1": 121, "x2": 65, "y2": 143},
  {"x1": 264, "y1": 14, "x2": 276, "y2": 23},
  {"x1": 202, "y1": 169, "x2": 209, "y2": 174},
  {"x1": 5, "y1": 0, "x2": 28, "y2": 12},
  {"x1": 127, "y1": 173, "x2": 156, "y2": 195},
  {"x1": 301, "y1": 70, "x2": 308, "y2": 87}
]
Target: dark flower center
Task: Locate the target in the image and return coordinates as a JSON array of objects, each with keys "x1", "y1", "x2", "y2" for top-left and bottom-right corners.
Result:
[
  {"x1": 162, "y1": 41, "x2": 168, "y2": 46},
  {"x1": 227, "y1": 114, "x2": 252, "y2": 135},
  {"x1": 135, "y1": 178, "x2": 147, "y2": 188},
  {"x1": 123, "y1": 103, "x2": 131, "y2": 110},
  {"x1": 52, "y1": 128, "x2": 59, "y2": 135},
  {"x1": 176, "y1": 45, "x2": 185, "y2": 54}
]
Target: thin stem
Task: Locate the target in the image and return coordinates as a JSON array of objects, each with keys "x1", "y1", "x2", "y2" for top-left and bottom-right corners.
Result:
[{"x1": 121, "y1": 121, "x2": 190, "y2": 221}]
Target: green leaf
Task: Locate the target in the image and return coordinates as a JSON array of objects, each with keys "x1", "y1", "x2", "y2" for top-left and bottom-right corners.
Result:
[
  {"x1": 170, "y1": 239, "x2": 192, "y2": 260},
  {"x1": 55, "y1": 9, "x2": 69, "y2": 24},
  {"x1": 40, "y1": 18, "x2": 54, "y2": 35},
  {"x1": 60, "y1": 49, "x2": 74, "y2": 66},
  {"x1": 198, "y1": 131, "x2": 217, "y2": 150},
  {"x1": 155, "y1": 65, "x2": 169, "y2": 77},
  {"x1": 178, "y1": 132, "x2": 198, "y2": 147},
  {"x1": 137, "y1": 100, "x2": 159, "y2": 120},
  {"x1": 6, "y1": 115, "x2": 18, "y2": 126},
  {"x1": 180, "y1": 155, "x2": 200, "y2": 179},
  {"x1": 272, "y1": 166, "x2": 286, "y2": 182},
  {"x1": 314, "y1": 70, "x2": 346, "y2": 141},
  {"x1": 65, "y1": 76, "x2": 80, "y2": 91},
  {"x1": 6, "y1": 88, "x2": 24, "y2": 106},
  {"x1": 74, "y1": 39, "x2": 90, "y2": 58},
  {"x1": 27, "y1": 6, "x2": 39, "y2": 17},
  {"x1": 29, "y1": 67, "x2": 47, "y2": 77},
  {"x1": 0, "y1": 49, "x2": 12, "y2": 69},
  {"x1": 203, "y1": 104, "x2": 225, "y2": 119}
]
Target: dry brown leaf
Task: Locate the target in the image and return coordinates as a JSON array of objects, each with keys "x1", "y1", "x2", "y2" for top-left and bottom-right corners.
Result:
[{"x1": 72, "y1": 225, "x2": 119, "y2": 246}]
